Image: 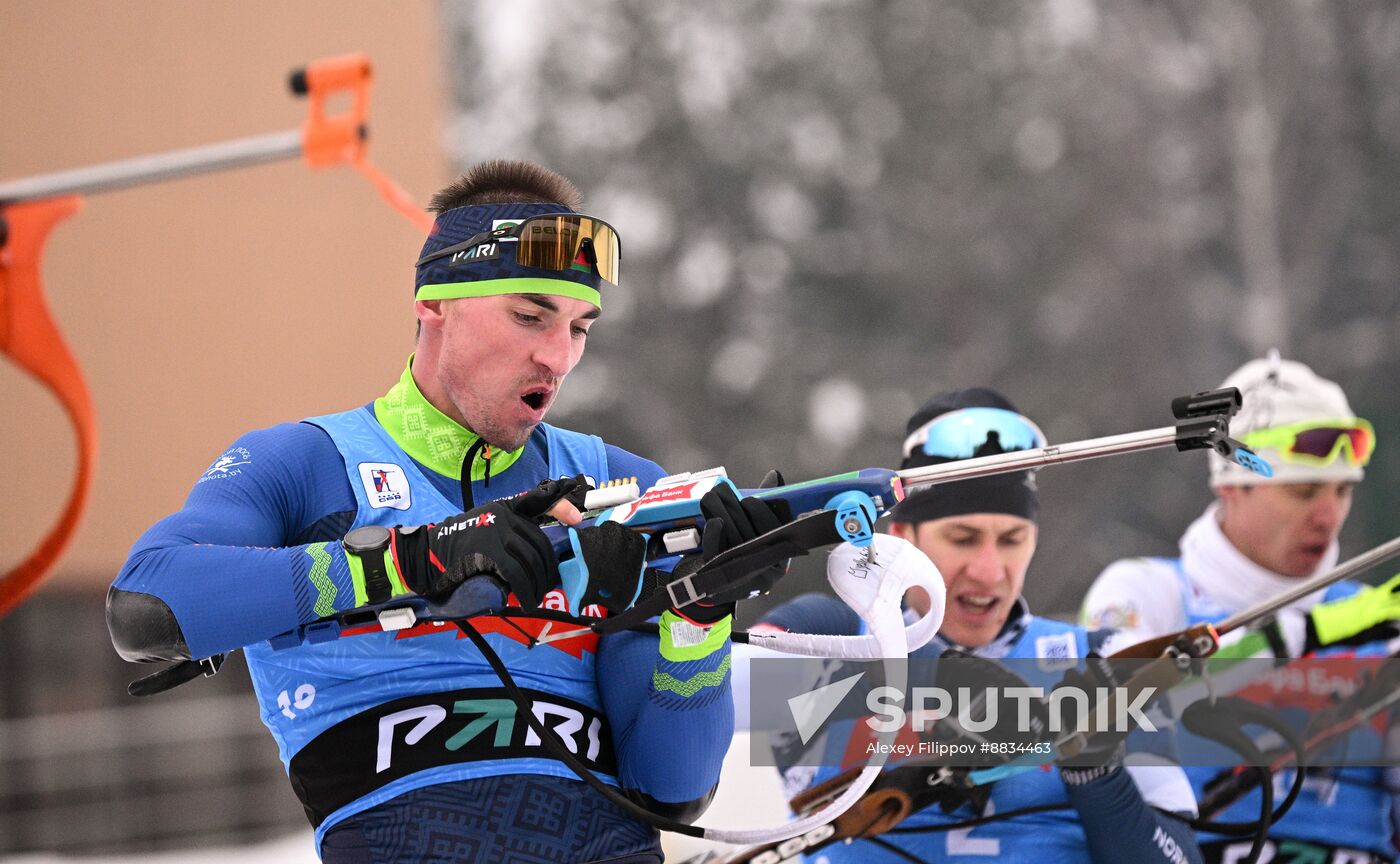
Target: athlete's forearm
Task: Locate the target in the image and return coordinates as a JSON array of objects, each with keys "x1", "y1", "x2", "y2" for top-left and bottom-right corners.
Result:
[
  {"x1": 110, "y1": 526, "x2": 356, "y2": 661},
  {"x1": 109, "y1": 423, "x2": 364, "y2": 662},
  {"x1": 597, "y1": 616, "x2": 735, "y2": 821},
  {"x1": 1063, "y1": 766, "x2": 1203, "y2": 864}
]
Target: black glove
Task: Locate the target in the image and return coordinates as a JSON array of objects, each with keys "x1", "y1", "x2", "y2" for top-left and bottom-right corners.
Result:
[
  {"x1": 1052, "y1": 653, "x2": 1130, "y2": 783},
  {"x1": 390, "y1": 476, "x2": 578, "y2": 608},
  {"x1": 564, "y1": 520, "x2": 649, "y2": 615},
  {"x1": 934, "y1": 649, "x2": 1052, "y2": 768},
  {"x1": 670, "y1": 476, "x2": 787, "y2": 624}
]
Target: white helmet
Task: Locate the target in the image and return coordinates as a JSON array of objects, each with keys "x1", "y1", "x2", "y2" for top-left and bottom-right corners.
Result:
[{"x1": 1210, "y1": 351, "x2": 1370, "y2": 487}]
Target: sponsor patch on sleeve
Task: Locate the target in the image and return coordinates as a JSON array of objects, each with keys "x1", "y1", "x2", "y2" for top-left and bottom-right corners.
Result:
[{"x1": 197, "y1": 447, "x2": 252, "y2": 483}]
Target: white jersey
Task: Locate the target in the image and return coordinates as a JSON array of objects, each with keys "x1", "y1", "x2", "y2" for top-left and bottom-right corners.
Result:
[
  {"x1": 1082, "y1": 503, "x2": 1399, "y2": 859},
  {"x1": 1081, "y1": 503, "x2": 1335, "y2": 649}
]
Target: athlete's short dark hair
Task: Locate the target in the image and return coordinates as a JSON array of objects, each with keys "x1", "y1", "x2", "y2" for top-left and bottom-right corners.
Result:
[{"x1": 429, "y1": 160, "x2": 584, "y2": 212}]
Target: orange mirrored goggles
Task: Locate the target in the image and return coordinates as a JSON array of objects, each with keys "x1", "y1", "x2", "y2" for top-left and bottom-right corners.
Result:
[{"x1": 415, "y1": 213, "x2": 621, "y2": 286}]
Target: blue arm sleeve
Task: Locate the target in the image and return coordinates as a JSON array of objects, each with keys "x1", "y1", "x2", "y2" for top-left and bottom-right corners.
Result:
[
  {"x1": 595, "y1": 624, "x2": 733, "y2": 816},
  {"x1": 111, "y1": 422, "x2": 362, "y2": 660},
  {"x1": 603, "y1": 443, "x2": 665, "y2": 488},
  {"x1": 759, "y1": 593, "x2": 862, "y2": 635},
  {"x1": 1065, "y1": 766, "x2": 1203, "y2": 864},
  {"x1": 594, "y1": 447, "x2": 734, "y2": 818}
]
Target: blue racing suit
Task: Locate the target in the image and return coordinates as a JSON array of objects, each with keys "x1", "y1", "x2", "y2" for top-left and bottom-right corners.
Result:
[{"x1": 109, "y1": 359, "x2": 735, "y2": 862}]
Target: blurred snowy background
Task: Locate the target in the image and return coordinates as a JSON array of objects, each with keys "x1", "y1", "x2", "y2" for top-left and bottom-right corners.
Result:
[{"x1": 446, "y1": 0, "x2": 1400, "y2": 616}]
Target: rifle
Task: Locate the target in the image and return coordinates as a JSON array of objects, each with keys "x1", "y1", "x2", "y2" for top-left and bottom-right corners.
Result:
[
  {"x1": 1194, "y1": 647, "x2": 1400, "y2": 822},
  {"x1": 128, "y1": 386, "x2": 1263, "y2": 698},
  {"x1": 256, "y1": 386, "x2": 1267, "y2": 649}
]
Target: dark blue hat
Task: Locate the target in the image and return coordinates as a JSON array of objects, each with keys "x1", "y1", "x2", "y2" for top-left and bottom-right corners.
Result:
[{"x1": 890, "y1": 387, "x2": 1042, "y2": 523}]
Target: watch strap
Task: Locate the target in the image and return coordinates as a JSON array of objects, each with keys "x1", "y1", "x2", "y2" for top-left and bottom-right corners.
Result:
[{"x1": 343, "y1": 528, "x2": 409, "y2": 606}]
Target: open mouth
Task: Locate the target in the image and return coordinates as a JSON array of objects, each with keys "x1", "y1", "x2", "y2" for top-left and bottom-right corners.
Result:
[
  {"x1": 955, "y1": 595, "x2": 998, "y2": 615},
  {"x1": 521, "y1": 387, "x2": 550, "y2": 411}
]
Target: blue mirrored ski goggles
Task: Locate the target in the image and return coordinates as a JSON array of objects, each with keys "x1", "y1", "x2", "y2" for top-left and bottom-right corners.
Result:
[{"x1": 902, "y1": 407, "x2": 1048, "y2": 460}]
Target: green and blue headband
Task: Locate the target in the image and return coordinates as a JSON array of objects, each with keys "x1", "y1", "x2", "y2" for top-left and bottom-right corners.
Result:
[{"x1": 414, "y1": 202, "x2": 620, "y2": 309}]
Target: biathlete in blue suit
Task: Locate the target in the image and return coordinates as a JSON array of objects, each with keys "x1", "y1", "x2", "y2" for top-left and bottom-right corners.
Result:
[
  {"x1": 754, "y1": 388, "x2": 1204, "y2": 864},
  {"x1": 108, "y1": 161, "x2": 783, "y2": 863}
]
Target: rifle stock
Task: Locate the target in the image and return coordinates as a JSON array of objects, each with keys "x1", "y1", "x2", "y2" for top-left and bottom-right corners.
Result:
[{"x1": 1108, "y1": 622, "x2": 1220, "y2": 660}]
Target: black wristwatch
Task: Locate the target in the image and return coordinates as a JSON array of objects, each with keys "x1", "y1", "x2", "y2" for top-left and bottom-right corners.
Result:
[{"x1": 344, "y1": 525, "x2": 394, "y2": 603}]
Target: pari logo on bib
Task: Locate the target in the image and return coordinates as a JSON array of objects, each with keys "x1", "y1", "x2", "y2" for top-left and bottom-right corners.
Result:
[{"x1": 358, "y1": 462, "x2": 412, "y2": 510}]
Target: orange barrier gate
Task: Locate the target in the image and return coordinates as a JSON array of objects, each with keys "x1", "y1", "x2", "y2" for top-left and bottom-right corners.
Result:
[{"x1": 0, "y1": 53, "x2": 432, "y2": 617}]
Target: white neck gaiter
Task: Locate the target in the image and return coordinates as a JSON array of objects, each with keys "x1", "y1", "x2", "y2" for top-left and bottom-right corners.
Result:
[{"x1": 1179, "y1": 502, "x2": 1339, "y2": 615}]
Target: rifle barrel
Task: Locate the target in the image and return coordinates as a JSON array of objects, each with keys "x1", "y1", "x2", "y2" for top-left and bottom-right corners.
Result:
[
  {"x1": 1216, "y1": 536, "x2": 1400, "y2": 636},
  {"x1": 897, "y1": 426, "x2": 1180, "y2": 487}
]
